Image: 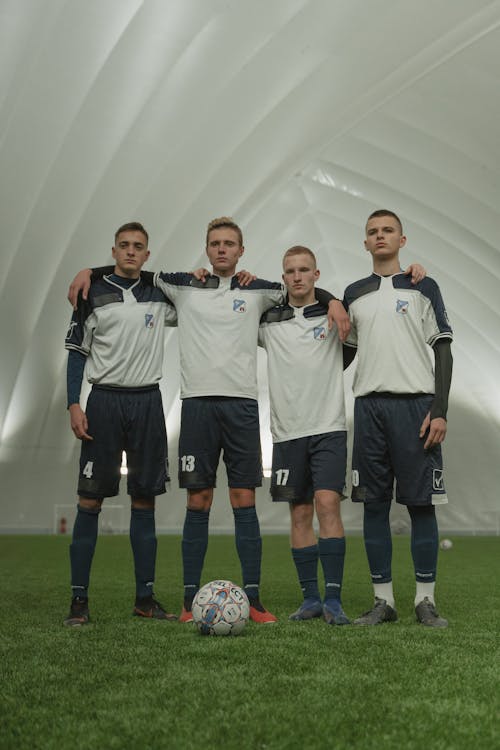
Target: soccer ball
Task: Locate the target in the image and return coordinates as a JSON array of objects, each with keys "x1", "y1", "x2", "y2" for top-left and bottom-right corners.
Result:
[
  {"x1": 440, "y1": 538, "x2": 453, "y2": 550},
  {"x1": 192, "y1": 580, "x2": 250, "y2": 636}
]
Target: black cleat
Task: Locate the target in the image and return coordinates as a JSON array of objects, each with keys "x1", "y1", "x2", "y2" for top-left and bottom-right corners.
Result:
[
  {"x1": 289, "y1": 598, "x2": 323, "y2": 621},
  {"x1": 415, "y1": 597, "x2": 448, "y2": 628},
  {"x1": 323, "y1": 599, "x2": 351, "y2": 625},
  {"x1": 133, "y1": 596, "x2": 177, "y2": 621},
  {"x1": 354, "y1": 597, "x2": 398, "y2": 626},
  {"x1": 64, "y1": 597, "x2": 90, "y2": 627}
]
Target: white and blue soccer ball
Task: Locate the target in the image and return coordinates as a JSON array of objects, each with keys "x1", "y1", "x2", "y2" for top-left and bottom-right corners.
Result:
[
  {"x1": 192, "y1": 580, "x2": 249, "y2": 636},
  {"x1": 439, "y1": 538, "x2": 453, "y2": 550}
]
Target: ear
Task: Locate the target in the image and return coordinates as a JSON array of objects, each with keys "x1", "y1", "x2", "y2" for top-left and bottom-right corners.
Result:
[
  {"x1": 239, "y1": 245, "x2": 245, "y2": 258},
  {"x1": 399, "y1": 235, "x2": 407, "y2": 249},
  {"x1": 314, "y1": 268, "x2": 320, "y2": 281},
  {"x1": 111, "y1": 246, "x2": 117, "y2": 259},
  {"x1": 364, "y1": 240, "x2": 369, "y2": 251}
]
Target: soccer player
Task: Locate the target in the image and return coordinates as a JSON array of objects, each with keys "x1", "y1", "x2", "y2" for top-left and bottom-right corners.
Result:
[
  {"x1": 64, "y1": 222, "x2": 178, "y2": 626},
  {"x1": 343, "y1": 210, "x2": 453, "y2": 627},
  {"x1": 152, "y1": 219, "x2": 350, "y2": 624},
  {"x1": 258, "y1": 246, "x2": 352, "y2": 625},
  {"x1": 68, "y1": 218, "x2": 350, "y2": 623}
]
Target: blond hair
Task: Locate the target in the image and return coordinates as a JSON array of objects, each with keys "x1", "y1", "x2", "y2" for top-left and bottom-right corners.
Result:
[
  {"x1": 206, "y1": 217, "x2": 243, "y2": 247},
  {"x1": 282, "y1": 245, "x2": 317, "y2": 268}
]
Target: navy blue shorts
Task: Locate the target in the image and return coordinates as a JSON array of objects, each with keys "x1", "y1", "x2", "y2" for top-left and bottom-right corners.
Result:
[
  {"x1": 178, "y1": 397, "x2": 263, "y2": 489},
  {"x1": 78, "y1": 385, "x2": 169, "y2": 499},
  {"x1": 351, "y1": 394, "x2": 447, "y2": 506},
  {"x1": 271, "y1": 432, "x2": 347, "y2": 503}
]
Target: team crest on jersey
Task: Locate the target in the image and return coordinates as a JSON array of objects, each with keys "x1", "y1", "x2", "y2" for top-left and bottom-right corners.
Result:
[
  {"x1": 233, "y1": 299, "x2": 246, "y2": 313},
  {"x1": 396, "y1": 299, "x2": 409, "y2": 314},
  {"x1": 433, "y1": 469, "x2": 444, "y2": 491},
  {"x1": 145, "y1": 314, "x2": 154, "y2": 328},
  {"x1": 313, "y1": 326, "x2": 326, "y2": 340}
]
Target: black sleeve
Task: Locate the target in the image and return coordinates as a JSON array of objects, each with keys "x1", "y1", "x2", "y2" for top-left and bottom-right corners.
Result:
[
  {"x1": 315, "y1": 287, "x2": 338, "y2": 306},
  {"x1": 430, "y1": 339, "x2": 453, "y2": 420},
  {"x1": 342, "y1": 345, "x2": 357, "y2": 371},
  {"x1": 90, "y1": 265, "x2": 114, "y2": 279},
  {"x1": 67, "y1": 350, "x2": 86, "y2": 408}
]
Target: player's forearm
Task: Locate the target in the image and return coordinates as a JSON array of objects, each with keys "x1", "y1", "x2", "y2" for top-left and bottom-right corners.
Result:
[{"x1": 431, "y1": 339, "x2": 453, "y2": 420}]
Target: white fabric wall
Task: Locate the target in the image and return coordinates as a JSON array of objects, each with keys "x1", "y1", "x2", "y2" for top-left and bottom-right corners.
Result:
[{"x1": 1, "y1": 1, "x2": 500, "y2": 534}]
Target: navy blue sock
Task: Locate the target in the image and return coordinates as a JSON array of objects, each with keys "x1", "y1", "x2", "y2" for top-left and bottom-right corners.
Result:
[
  {"x1": 319, "y1": 537, "x2": 346, "y2": 601},
  {"x1": 408, "y1": 505, "x2": 438, "y2": 582},
  {"x1": 182, "y1": 508, "x2": 210, "y2": 604},
  {"x1": 69, "y1": 504, "x2": 100, "y2": 599},
  {"x1": 130, "y1": 507, "x2": 157, "y2": 599},
  {"x1": 363, "y1": 503, "x2": 392, "y2": 583},
  {"x1": 233, "y1": 506, "x2": 262, "y2": 602},
  {"x1": 291, "y1": 545, "x2": 320, "y2": 601}
]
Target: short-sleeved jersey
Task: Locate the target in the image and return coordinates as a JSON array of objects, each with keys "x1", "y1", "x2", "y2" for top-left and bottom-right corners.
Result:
[
  {"x1": 154, "y1": 272, "x2": 283, "y2": 399},
  {"x1": 65, "y1": 275, "x2": 177, "y2": 387},
  {"x1": 258, "y1": 301, "x2": 346, "y2": 442},
  {"x1": 343, "y1": 273, "x2": 452, "y2": 397}
]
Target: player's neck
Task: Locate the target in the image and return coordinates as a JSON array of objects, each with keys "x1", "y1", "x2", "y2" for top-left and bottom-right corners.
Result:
[
  {"x1": 372, "y1": 257, "x2": 401, "y2": 277},
  {"x1": 288, "y1": 291, "x2": 316, "y2": 307},
  {"x1": 113, "y1": 267, "x2": 140, "y2": 280},
  {"x1": 212, "y1": 268, "x2": 235, "y2": 278}
]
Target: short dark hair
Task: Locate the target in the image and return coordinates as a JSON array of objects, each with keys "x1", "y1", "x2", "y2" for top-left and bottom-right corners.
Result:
[
  {"x1": 366, "y1": 210, "x2": 403, "y2": 234},
  {"x1": 206, "y1": 217, "x2": 243, "y2": 247},
  {"x1": 282, "y1": 245, "x2": 317, "y2": 268},
  {"x1": 114, "y1": 222, "x2": 149, "y2": 245}
]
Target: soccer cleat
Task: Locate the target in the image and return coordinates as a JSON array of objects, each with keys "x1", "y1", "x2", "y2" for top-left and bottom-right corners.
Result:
[
  {"x1": 248, "y1": 600, "x2": 278, "y2": 624},
  {"x1": 133, "y1": 596, "x2": 177, "y2": 621},
  {"x1": 323, "y1": 599, "x2": 351, "y2": 625},
  {"x1": 354, "y1": 597, "x2": 398, "y2": 626},
  {"x1": 64, "y1": 596, "x2": 90, "y2": 627},
  {"x1": 289, "y1": 598, "x2": 323, "y2": 621},
  {"x1": 179, "y1": 606, "x2": 194, "y2": 623},
  {"x1": 415, "y1": 597, "x2": 448, "y2": 628}
]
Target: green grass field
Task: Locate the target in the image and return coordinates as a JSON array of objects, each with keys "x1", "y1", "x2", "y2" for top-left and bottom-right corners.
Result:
[{"x1": 1, "y1": 535, "x2": 498, "y2": 750}]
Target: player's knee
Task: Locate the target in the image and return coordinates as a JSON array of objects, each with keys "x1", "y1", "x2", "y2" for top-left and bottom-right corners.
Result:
[
  {"x1": 187, "y1": 488, "x2": 213, "y2": 512},
  {"x1": 407, "y1": 504, "x2": 435, "y2": 520},
  {"x1": 78, "y1": 497, "x2": 103, "y2": 513},
  {"x1": 314, "y1": 492, "x2": 341, "y2": 519},
  {"x1": 131, "y1": 496, "x2": 155, "y2": 510},
  {"x1": 229, "y1": 488, "x2": 255, "y2": 508}
]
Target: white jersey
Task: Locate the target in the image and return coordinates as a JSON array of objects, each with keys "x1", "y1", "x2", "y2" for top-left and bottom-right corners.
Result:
[
  {"x1": 154, "y1": 272, "x2": 284, "y2": 399},
  {"x1": 65, "y1": 275, "x2": 177, "y2": 387},
  {"x1": 343, "y1": 273, "x2": 453, "y2": 397},
  {"x1": 259, "y1": 301, "x2": 346, "y2": 443}
]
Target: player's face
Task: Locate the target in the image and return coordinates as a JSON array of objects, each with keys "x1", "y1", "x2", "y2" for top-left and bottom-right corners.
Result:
[
  {"x1": 364, "y1": 216, "x2": 406, "y2": 259},
  {"x1": 206, "y1": 228, "x2": 244, "y2": 277},
  {"x1": 112, "y1": 231, "x2": 150, "y2": 278},
  {"x1": 282, "y1": 253, "x2": 319, "y2": 305}
]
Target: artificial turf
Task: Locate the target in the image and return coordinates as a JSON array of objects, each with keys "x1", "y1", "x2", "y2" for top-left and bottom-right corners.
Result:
[{"x1": 0, "y1": 535, "x2": 498, "y2": 749}]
